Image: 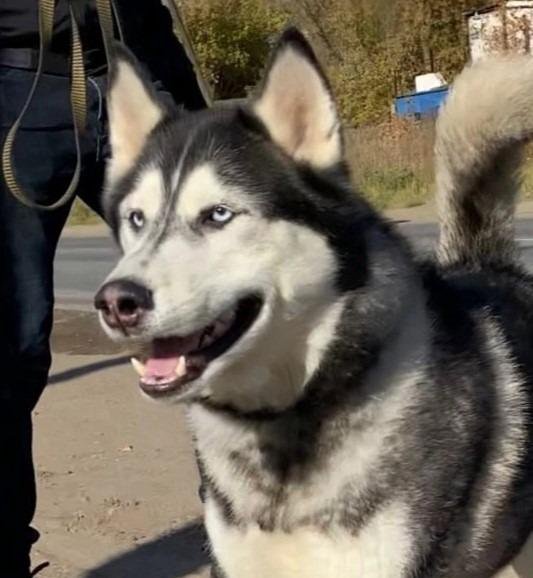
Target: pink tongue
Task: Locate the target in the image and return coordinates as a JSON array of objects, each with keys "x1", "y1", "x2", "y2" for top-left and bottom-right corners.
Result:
[
  {"x1": 144, "y1": 356, "x2": 179, "y2": 379},
  {"x1": 143, "y1": 336, "x2": 199, "y2": 379}
]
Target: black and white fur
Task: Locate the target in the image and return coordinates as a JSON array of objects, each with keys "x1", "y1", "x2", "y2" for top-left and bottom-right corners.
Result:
[{"x1": 97, "y1": 30, "x2": 533, "y2": 577}]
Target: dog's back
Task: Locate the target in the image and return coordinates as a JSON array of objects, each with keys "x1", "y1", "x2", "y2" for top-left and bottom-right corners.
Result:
[{"x1": 98, "y1": 32, "x2": 533, "y2": 577}]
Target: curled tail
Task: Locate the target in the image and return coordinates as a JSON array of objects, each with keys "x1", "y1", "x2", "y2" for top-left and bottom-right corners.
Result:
[{"x1": 435, "y1": 55, "x2": 533, "y2": 268}]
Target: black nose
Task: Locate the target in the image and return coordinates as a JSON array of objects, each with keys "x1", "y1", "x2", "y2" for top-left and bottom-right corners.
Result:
[{"x1": 94, "y1": 279, "x2": 153, "y2": 330}]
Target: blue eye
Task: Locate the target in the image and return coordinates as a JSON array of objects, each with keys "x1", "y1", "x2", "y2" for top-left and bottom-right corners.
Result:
[
  {"x1": 207, "y1": 205, "x2": 234, "y2": 225},
  {"x1": 128, "y1": 209, "x2": 145, "y2": 231}
]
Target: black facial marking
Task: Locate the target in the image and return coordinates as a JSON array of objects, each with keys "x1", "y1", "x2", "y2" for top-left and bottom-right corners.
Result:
[{"x1": 106, "y1": 103, "x2": 377, "y2": 295}]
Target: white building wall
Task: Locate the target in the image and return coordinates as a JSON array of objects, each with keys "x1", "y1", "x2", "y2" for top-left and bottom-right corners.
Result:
[{"x1": 468, "y1": 1, "x2": 533, "y2": 61}]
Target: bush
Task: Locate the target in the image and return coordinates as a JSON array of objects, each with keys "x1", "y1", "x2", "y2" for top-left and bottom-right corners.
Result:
[
  {"x1": 359, "y1": 168, "x2": 431, "y2": 209},
  {"x1": 179, "y1": 0, "x2": 288, "y2": 100}
]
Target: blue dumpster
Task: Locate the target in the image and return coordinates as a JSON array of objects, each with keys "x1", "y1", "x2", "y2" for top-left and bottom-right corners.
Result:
[{"x1": 394, "y1": 85, "x2": 449, "y2": 119}]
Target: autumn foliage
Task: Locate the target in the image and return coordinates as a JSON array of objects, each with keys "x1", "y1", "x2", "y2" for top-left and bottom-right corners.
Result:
[
  {"x1": 176, "y1": 0, "x2": 533, "y2": 208},
  {"x1": 179, "y1": 0, "x2": 488, "y2": 126}
]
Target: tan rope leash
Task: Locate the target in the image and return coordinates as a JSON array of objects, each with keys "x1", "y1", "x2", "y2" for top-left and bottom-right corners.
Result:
[
  {"x1": 1, "y1": 0, "x2": 115, "y2": 211},
  {"x1": 96, "y1": 0, "x2": 117, "y2": 63}
]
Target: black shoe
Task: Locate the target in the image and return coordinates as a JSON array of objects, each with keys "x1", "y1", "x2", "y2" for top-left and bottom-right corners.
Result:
[{"x1": 1, "y1": 527, "x2": 42, "y2": 577}]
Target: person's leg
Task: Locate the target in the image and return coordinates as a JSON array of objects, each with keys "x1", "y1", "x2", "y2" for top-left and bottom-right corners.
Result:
[
  {"x1": 0, "y1": 65, "x2": 101, "y2": 576},
  {"x1": 0, "y1": 193, "x2": 70, "y2": 576}
]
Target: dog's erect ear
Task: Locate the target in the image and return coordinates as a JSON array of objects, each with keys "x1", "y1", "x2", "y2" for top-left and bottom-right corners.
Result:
[
  {"x1": 253, "y1": 28, "x2": 342, "y2": 169},
  {"x1": 106, "y1": 46, "x2": 167, "y2": 183}
]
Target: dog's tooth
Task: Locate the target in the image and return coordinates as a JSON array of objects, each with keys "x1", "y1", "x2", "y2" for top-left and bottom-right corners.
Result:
[
  {"x1": 175, "y1": 356, "x2": 187, "y2": 378},
  {"x1": 130, "y1": 357, "x2": 146, "y2": 377}
]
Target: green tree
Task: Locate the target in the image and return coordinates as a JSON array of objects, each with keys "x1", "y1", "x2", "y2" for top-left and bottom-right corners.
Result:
[
  {"x1": 283, "y1": 0, "x2": 490, "y2": 125},
  {"x1": 179, "y1": 0, "x2": 494, "y2": 125},
  {"x1": 178, "y1": 0, "x2": 288, "y2": 100}
]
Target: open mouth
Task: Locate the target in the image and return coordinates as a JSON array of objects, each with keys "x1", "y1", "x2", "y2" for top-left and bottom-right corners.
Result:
[{"x1": 130, "y1": 295, "x2": 263, "y2": 398}]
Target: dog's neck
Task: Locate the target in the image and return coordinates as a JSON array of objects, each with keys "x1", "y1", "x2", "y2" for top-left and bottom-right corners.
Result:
[
  {"x1": 194, "y1": 225, "x2": 422, "y2": 418},
  {"x1": 188, "y1": 279, "x2": 430, "y2": 512}
]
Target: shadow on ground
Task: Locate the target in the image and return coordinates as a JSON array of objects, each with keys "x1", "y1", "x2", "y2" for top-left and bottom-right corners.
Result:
[
  {"x1": 47, "y1": 355, "x2": 130, "y2": 385},
  {"x1": 83, "y1": 521, "x2": 210, "y2": 578}
]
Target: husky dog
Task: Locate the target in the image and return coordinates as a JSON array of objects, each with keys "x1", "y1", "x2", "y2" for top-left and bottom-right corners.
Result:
[{"x1": 95, "y1": 29, "x2": 533, "y2": 578}]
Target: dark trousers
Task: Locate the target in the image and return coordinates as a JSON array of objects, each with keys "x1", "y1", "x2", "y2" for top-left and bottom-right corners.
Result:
[{"x1": 0, "y1": 65, "x2": 107, "y2": 575}]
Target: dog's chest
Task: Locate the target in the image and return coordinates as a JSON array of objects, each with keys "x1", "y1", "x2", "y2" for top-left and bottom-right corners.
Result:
[
  {"x1": 190, "y1": 405, "x2": 413, "y2": 578},
  {"x1": 205, "y1": 497, "x2": 412, "y2": 578},
  {"x1": 191, "y1": 404, "x2": 385, "y2": 524}
]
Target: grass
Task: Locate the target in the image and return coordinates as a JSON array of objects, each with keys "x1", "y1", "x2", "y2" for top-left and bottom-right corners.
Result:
[
  {"x1": 64, "y1": 124, "x2": 533, "y2": 226},
  {"x1": 345, "y1": 118, "x2": 435, "y2": 210},
  {"x1": 357, "y1": 168, "x2": 431, "y2": 210},
  {"x1": 346, "y1": 120, "x2": 533, "y2": 210}
]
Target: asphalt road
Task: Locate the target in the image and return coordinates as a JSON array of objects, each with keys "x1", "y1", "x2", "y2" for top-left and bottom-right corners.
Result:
[
  {"x1": 54, "y1": 219, "x2": 533, "y2": 310},
  {"x1": 55, "y1": 236, "x2": 120, "y2": 310}
]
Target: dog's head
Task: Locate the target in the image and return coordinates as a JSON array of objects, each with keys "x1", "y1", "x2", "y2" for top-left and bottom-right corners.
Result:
[{"x1": 95, "y1": 29, "x2": 374, "y2": 412}]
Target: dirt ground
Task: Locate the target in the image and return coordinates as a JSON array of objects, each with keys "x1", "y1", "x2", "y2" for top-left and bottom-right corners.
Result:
[{"x1": 33, "y1": 309, "x2": 210, "y2": 578}]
